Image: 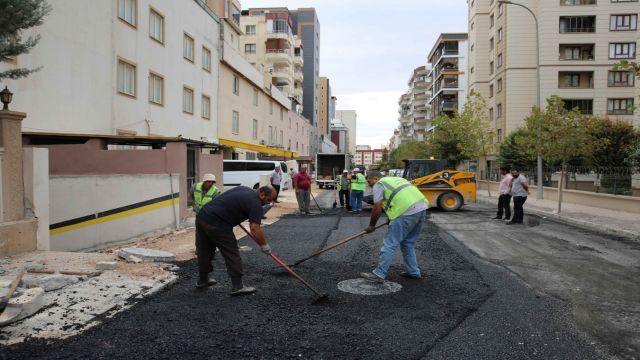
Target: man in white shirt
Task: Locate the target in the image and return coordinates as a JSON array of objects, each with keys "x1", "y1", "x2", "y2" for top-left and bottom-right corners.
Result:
[{"x1": 494, "y1": 167, "x2": 513, "y2": 221}]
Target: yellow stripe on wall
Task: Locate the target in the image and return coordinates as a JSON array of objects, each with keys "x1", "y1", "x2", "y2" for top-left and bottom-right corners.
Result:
[{"x1": 50, "y1": 197, "x2": 180, "y2": 236}]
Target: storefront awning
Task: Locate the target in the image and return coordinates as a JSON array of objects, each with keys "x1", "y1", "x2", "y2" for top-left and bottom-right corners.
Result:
[{"x1": 218, "y1": 138, "x2": 299, "y2": 158}]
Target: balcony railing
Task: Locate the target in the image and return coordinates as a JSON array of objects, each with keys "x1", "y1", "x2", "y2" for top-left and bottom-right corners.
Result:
[
  {"x1": 441, "y1": 101, "x2": 458, "y2": 111},
  {"x1": 560, "y1": 0, "x2": 596, "y2": 5}
]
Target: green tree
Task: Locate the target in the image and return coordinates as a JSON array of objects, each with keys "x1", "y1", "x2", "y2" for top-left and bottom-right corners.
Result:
[
  {"x1": 430, "y1": 115, "x2": 465, "y2": 167},
  {"x1": 498, "y1": 129, "x2": 537, "y2": 169},
  {"x1": 517, "y1": 96, "x2": 602, "y2": 213},
  {"x1": 0, "y1": 0, "x2": 51, "y2": 81},
  {"x1": 388, "y1": 141, "x2": 429, "y2": 169},
  {"x1": 589, "y1": 118, "x2": 638, "y2": 167}
]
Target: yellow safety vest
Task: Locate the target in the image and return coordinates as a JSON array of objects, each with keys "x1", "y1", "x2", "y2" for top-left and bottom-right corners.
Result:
[
  {"x1": 378, "y1": 177, "x2": 428, "y2": 220},
  {"x1": 351, "y1": 173, "x2": 366, "y2": 191},
  {"x1": 194, "y1": 182, "x2": 220, "y2": 212}
]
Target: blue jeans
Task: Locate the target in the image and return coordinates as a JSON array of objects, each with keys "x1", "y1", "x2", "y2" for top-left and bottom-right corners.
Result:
[
  {"x1": 350, "y1": 190, "x2": 363, "y2": 211},
  {"x1": 373, "y1": 210, "x2": 426, "y2": 279}
]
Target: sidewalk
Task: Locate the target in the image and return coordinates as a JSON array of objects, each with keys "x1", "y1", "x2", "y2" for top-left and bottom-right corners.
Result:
[{"x1": 476, "y1": 189, "x2": 640, "y2": 241}]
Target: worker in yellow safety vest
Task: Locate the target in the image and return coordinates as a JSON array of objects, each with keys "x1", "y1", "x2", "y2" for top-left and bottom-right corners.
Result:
[
  {"x1": 359, "y1": 170, "x2": 429, "y2": 283},
  {"x1": 349, "y1": 168, "x2": 367, "y2": 214},
  {"x1": 336, "y1": 169, "x2": 351, "y2": 210},
  {"x1": 192, "y1": 173, "x2": 220, "y2": 213}
]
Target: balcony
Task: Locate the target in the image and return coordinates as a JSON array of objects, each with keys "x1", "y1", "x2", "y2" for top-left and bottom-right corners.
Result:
[
  {"x1": 559, "y1": 44, "x2": 594, "y2": 60},
  {"x1": 294, "y1": 87, "x2": 303, "y2": 97},
  {"x1": 267, "y1": 30, "x2": 293, "y2": 43},
  {"x1": 294, "y1": 54, "x2": 303, "y2": 66},
  {"x1": 441, "y1": 101, "x2": 458, "y2": 111},
  {"x1": 266, "y1": 48, "x2": 292, "y2": 66},
  {"x1": 294, "y1": 72, "x2": 303, "y2": 82},
  {"x1": 558, "y1": 71, "x2": 594, "y2": 89},
  {"x1": 559, "y1": 16, "x2": 596, "y2": 33},
  {"x1": 272, "y1": 69, "x2": 290, "y2": 82}
]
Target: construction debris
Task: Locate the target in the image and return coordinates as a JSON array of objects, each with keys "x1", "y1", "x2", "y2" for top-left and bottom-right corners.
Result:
[
  {"x1": 0, "y1": 287, "x2": 45, "y2": 327},
  {"x1": 118, "y1": 248, "x2": 176, "y2": 262},
  {"x1": 21, "y1": 274, "x2": 80, "y2": 292},
  {"x1": 95, "y1": 261, "x2": 118, "y2": 271}
]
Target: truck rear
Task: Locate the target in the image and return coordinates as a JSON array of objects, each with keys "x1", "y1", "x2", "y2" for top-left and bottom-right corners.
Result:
[{"x1": 315, "y1": 154, "x2": 349, "y2": 189}]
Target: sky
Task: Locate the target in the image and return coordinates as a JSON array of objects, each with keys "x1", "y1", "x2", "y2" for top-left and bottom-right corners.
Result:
[{"x1": 241, "y1": 0, "x2": 469, "y2": 148}]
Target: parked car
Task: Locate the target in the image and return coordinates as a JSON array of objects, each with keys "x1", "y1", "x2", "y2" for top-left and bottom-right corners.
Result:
[{"x1": 222, "y1": 160, "x2": 291, "y2": 191}]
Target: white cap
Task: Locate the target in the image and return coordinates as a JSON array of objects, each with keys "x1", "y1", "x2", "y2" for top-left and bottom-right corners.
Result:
[
  {"x1": 353, "y1": 167, "x2": 360, "y2": 172},
  {"x1": 202, "y1": 173, "x2": 216, "y2": 182},
  {"x1": 343, "y1": 169, "x2": 348, "y2": 173}
]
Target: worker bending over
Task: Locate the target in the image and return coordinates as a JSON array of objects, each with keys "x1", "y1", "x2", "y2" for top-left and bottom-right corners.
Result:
[
  {"x1": 360, "y1": 171, "x2": 429, "y2": 282},
  {"x1": 195, "y1": 185, "x2": 275, "y2": 295},
  {"x1": 349, "y1": 168, "x2": 366, "y2": 214},
  {"x1": 192, "y1": 173, "x2": 220, "y2": 213}
]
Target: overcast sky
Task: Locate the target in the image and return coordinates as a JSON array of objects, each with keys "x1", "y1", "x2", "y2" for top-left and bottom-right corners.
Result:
[{"x1": 241, "y1": 0, "x2": 468, "y2": 148}]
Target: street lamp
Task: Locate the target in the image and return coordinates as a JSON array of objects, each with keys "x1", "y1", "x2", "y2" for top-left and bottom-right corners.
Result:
[
  {"x1": 497, "y1": 0, "x2": 543, "y2": 199},
  {"x1": 0, "y1": 86, "x2": 13, "y2": 110}
]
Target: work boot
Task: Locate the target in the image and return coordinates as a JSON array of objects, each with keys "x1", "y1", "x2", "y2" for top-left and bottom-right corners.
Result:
[
  {"x1": 360, "y1": 272, "x2": 384, "y2": 283},
  {"x1": 196, "y1": 272, "x2": 217, "y2": 289},
  {"x1": 399, "y1": 271, "x2": 422, "y2": 279},
  {"x1": 230, "y1": 277, "x2": 256, "y2": 296}
]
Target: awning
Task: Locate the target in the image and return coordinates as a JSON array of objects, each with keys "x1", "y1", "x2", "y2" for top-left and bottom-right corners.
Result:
[{"x1": 218, "y1": 138, "x2": 299, "y2": 158}]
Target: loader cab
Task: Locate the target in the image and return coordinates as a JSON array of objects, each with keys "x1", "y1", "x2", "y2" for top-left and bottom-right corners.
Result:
[{"x1": 402, "y1": 159, "x2": 448, "y2": 181}]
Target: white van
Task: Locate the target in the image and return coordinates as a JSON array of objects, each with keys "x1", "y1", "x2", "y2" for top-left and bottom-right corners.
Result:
[{"x1": 223, "y1": 160, "x2": 291, "y2": 191}]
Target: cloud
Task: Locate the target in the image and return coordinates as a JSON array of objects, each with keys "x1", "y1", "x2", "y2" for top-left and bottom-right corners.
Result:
[{"x1": 336, "y1": 90, "x2": 405, "y2": 148}]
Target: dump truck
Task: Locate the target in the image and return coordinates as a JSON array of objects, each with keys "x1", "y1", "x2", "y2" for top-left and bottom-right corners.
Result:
[{"x1": 315, "y1": 153, "x2": 350, "y2": 189}]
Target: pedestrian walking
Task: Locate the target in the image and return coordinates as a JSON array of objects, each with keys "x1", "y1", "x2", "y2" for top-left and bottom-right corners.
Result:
[
  {"x1": 191, "y1": 173, "x2": 220, "y2": 213},
  {"x1": 507, "y1": 168, "x2": 529, "y2": 225},
  {"x1": 349, "y1": 168, "x2": 366, "y2": 214},
  {"x1": 337, "y1": 169, "x2": 351, "y2": 210},
  {"x1": 294, "y1": 164, "x2": 312, "y2": 214},
  {"x1": 270, "y1": 165, "x2": 282, "y2": 203},
  {"x1": 195, "y1": 185, "x2": 276, "y2": 295},
  {"x1": 494, "y1": 167, "x2": 512, "y2": 221},
  {"x1": 359, "y1": 171, "x2": 430, "y2": 282}
]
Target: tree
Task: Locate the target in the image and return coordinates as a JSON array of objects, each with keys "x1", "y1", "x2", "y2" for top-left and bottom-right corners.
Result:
[
  {"x1": 589, "y1": 118, "x2": 638, "y2": 167},
  {"x1": 0, "y1": 0, "x2": 51, "y2": 81},
  {"x1": 516, "y1": 96, "x2": 602, "y2": 213},
  {"x1": 388, "y1": 141, "x2": 429, "y2": 169},
  {"x1": 498, "y1": 129, "x2": 537, "y2": 170}
]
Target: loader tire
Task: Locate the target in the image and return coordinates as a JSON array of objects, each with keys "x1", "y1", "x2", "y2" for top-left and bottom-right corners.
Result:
[{"x1": 437, "y1": 192, "x2": 463, "y2": 212}]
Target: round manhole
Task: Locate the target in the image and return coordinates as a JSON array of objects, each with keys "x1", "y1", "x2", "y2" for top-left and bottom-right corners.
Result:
[{"x1": 337, "y1": 278, "x2": 402, "y2": 296}]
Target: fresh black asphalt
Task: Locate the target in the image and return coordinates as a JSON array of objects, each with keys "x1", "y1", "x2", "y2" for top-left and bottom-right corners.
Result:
[{"x1": 2, "y1": 192, "x2": 604, "y2": 359}]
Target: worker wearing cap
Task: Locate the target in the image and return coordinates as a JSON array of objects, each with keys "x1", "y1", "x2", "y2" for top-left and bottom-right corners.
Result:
[
  {"x1": 336, "y1": 169, "x2": 351, "y2": 210},
  {"x1": 192, "y1": 174, "x2": 220, "y2": 213},
  {"x1": 359, "y1": 171, "x2": 429, "y2": 282},
  {"x1": 349, "y1": 168, "x2": 366, "y2": 214}
]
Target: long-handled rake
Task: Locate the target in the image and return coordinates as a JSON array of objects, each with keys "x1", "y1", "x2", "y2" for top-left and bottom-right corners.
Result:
[{"x1": 238, "y1": 224, "x2": 329, "y2": 303}]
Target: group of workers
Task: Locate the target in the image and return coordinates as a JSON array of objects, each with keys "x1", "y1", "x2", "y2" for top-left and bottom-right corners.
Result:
[{"x1": 190, "y1": 166, "x2": 429, "y2": 296}]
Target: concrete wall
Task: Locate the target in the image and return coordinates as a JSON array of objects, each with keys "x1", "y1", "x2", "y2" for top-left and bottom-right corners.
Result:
[
  {"x1": 49, "y1": 174, "x2": 180, "y2": 251},
  {"x1": 23, "y1": 148, "x2": 50, "y2": 250},
  {"x1": 478, "y1": 181, "x2": 640, "y2": 214}
]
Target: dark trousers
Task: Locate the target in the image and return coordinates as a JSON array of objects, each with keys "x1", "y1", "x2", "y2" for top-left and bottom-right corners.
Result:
[
  {"x1": 272, "y1": 184, "x2": 280, "y2": 201},
  {"x1": 195, "y1": 218, "x2": 243, "y2": 278},
  {"x1": 497, "y1": 194, "x2": 512, "y2": 219},
  {"x1": 339, "y1": 189, "x2": 350, "y2": 208},
  {"x1": 512, "y1": 196, "x2": 527, "y2": 223}
]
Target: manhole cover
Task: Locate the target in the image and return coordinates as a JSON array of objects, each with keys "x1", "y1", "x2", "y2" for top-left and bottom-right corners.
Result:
[{"x1": 337, "y1": 278, "x2": 402, "y2": 296}]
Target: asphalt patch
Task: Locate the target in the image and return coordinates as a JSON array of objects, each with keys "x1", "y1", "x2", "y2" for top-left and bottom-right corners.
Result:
[{"x1": 4, "y1": 216, "x2": 492, "y2": 359}]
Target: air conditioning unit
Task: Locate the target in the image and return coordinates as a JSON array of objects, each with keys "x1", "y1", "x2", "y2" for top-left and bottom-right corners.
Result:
[{"x1": 260, "y1": 140, "x2": 266, "y2": 145}]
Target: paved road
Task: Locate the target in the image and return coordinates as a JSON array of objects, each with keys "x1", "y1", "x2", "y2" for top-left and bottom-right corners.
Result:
[{"x1": 2, "y1": 192, "x2": 611, "y2": 359}]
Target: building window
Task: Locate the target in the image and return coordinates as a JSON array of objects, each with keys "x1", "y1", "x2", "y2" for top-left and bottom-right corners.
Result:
[
  {"x1": 497, "y1": 103, "x2": 502, "y2": 118},
  {"x1": 232, "y1": 111, "x2": 239, "y2": 134},
  {"x1": 471, "y1": 22, "x2": 475, "y2": 30},
  {"x1": 269, "y1": 100, "x2": 273, "y2": 114},
  {"x1": 609, "y1": 42, "x2": 636, "y2": 59},
  {"x1": 182, "y1": 87, "x2": 194, "y2": 114},
  {"x1": 280, "y1": 108, "x2": 284, "y2": 121},
  {"x1": 149, "y1": 8, "x2": 163, "y2": 43},
  {"x1": 252, "y1": 119, "x2": 258, "y2": 139},
  {"x1": 245, "y1": 43, "x2": 256, "y2": 54},
  {"x1": 497, "y1": 129, "x2": 502, "y2": 142},
  {"x1": 471, "y1": 44, "x2": 474, "y2": 52},
  {"x1": 490, "y1": 14, "x2": 495, "y2": 28},
  {"x1": 268, "y1": 126, "x2": 273, "y2": 143},
  {"x1": 470, "y1": 66, "x2": 475, "y2": 74},
  {"x1": 489, "y1": 108, "x2": 494, "y2": 121},
  {"x1": 489, "y1": 84, "x2": 494, "y2": 97},
  {"x1": 561, "y1": 73, "x2": 581, "y2": 87},
  {"x1": 563, "y1": 99, "x2": 593, "y2": 114},
  {"x1": 252, "y1": 88, "x2": 259, "y2": 106},
  {"x1": 608, "y1": 98, "x2": 634, "y2": 115},
  {"x1": 497, "y1": 78, "x2": 503, "y2": 92},
  {"x1": 117, "y1": 59, "x2": 136, "y2": 97},
  {"x1": 559, "y1": 16, "x2": 596, "y2": 33},
  {"x1": 183, "y1": 33, "x2": 194, "y2": 62},
  {"x1": 490, "y1": 37, "x2": 494, "y2": 50},
  {"x1": 498, "y1": 3, "x2": 503, "y2": 16},
  {"x1": 202, "y1": 47, "x2": 211, "y2": 72},
  {"x1": 202, "y1": 95, "x2": 211, "y2": 119},
  {"x1": 280, "y1": 130, "x2": 283, "y2": 146},
  {"x1": 118, "y1": 0, "x2": 136, "y2": 27},
  {"x1": 233, "y1": 75, "x2": 239, "y2": 95},
  {"x1": 561, "y1": 0, "x2": 597, "y2": 4},
  {"x1": 610, "y1": 14, "x2": 637, "y2": 31},
  {"x1": 497, "y1": 28, "x2": 503, "y2": 42},
  {"x1": 608, "y1": 71, "x2": 635, "y2": 87},
  {"x1": 497, "y1": 53, "x2": 503, "y2": 67},
  {"x1": 490, "y1": 61, "x2": 494, "y2": 75},
  {"x1": 245, "y1": 25, "x2": 256, "y2": 35},
  {"x1": 148, "y1": 72, "x2": 163, "y2": 105}
]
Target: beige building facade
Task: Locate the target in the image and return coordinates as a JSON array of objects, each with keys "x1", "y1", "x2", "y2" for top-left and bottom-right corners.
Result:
[
  {"x1": 428, "y1": 33, "x2": 469, "y2": 119},
  {"x1": 468, "y1": 0, "x2": 640, "y2": 148},
  {"x1": 398, "y1": 66, "x2": 433, "y2": 142}
]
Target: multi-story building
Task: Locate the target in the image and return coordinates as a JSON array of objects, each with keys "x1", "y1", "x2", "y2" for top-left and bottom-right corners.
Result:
[
  {"x1": 389, "y1": 129, "x2": 401, "y2": 150},
  {"x1": 468, "y1": 0, "x2": 640, "y2": 147},
  {"x1": 330, "y1": 118, "x2": 349, "y2": 153},
  {"x1": 428, "y1": 33, "x2": 469, "y2": 119},
  {"x1": 319, "y1": 77, "x2": 331, "y2": 138},
  {"x1": 335, "y1": 110, "x2": 357, "y2": 156},
  {"x1": 398, "y1": 66, "x2": 433, "y2": 142},
  {"x1": 239, "y1": 8, "x2": 304, "y2": 112},
  {"x1": 355, "y1": 148, "x2": 385, "y2": 167},
  {"x1": 1, "y1": 0, "x2": 222, "y2": 141}
]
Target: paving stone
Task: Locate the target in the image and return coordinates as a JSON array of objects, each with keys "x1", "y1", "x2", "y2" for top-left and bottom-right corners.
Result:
[
  {"x1": 95, "y1": 261, "x2": 118, "y2": 271},
  {"x1": 21, "y1": 274, "x2": 80, "y2": 292},
  {"x1": 0, "y1": 287, "x2": 45, "y2": 327},
  {"x1": 118, "y1": 248, "x2": 175, "y2": 262}
]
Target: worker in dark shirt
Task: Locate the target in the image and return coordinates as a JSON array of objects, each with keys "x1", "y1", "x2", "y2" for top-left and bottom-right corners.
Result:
[{"x1": 195, "y1": 185, "x2": 276, "y2": 296}]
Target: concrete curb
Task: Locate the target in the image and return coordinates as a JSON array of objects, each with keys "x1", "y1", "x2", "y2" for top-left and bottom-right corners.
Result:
[{"x1": 476, "y1": 197, "x2": 640, "y2": 241}]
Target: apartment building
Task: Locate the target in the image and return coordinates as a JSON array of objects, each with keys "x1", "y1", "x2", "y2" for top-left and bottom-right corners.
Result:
[
  {"x1": 389, "y1": 129, "x2": 401, "y2": 150},
  {"x1": 428, "y1": 33, "x2": 469, "y2": 119},
  {"x1": 330, "y1": 118, "x2": 349, "y2": 153},
  {"x1": 211, "y1": 1, "x2": 307, "y2": 160},
  {"x1": 468, "y1": 0, "x2": 640, "y2": 145},
  {"x1": 319, "y1": 77, "x2": 331, "y2": 137},
  {"x1": 1, "y1": 0, "x2": 221, "y2": 141},
  {"x1": 398, "y1": 66, "x2": 433, "y2": 142},
  {"x1": 239, "y1": 8, "x2": 304, "y2": 111},
  {"x1": 355, "y1": 148, "x2": 385, "y2": 167},
  {"x1": 335, "y1": 110, "x2": 358, "y2": 156}
]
